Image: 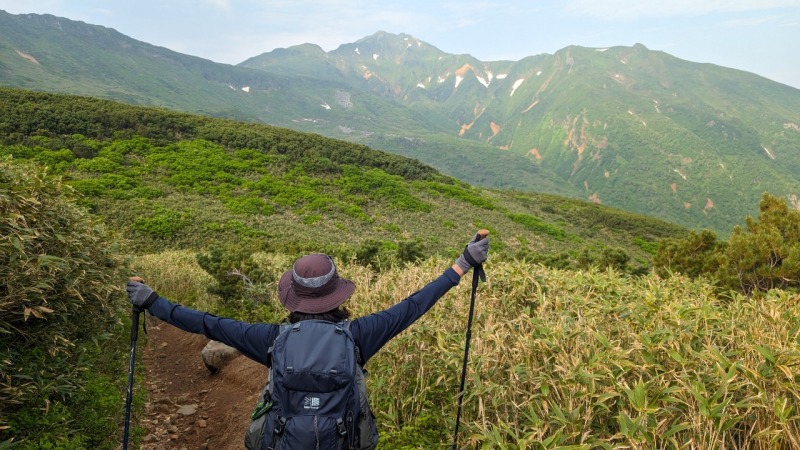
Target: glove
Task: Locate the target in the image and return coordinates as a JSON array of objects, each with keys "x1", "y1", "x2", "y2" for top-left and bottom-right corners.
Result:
[
  {"x1": 455, "y1": 232, "x2": 490, "y2": 274},
  {"x1": 126, "y1": 280, "x2": 159, "y2": 310}
]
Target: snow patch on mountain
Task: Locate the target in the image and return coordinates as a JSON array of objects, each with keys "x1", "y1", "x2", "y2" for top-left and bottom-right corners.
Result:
[
  {"x1": 354, "y1": 48, "x2": 360, "y2": 55},
  {"x1": 373, "y1": 54, "x2": 379, "y2": 60},
  {"x1": 762, "y1": 145, "x2": 776, "y2": 159},
  {"x1": 477, "y1": 76, "x2": 489, "y2": 87},
  {"x1": 455, "y1": 75, "x2": 464, "y2": 88},
  {"x1": 241, "y1": 86, "x2": 250, "y2": 93},
  {"x1": 511, "y1": 79, "x2": 525, "y2": 96},
  {"x1": 496, "y1": 74, "x2": 508, "y2": 79}
]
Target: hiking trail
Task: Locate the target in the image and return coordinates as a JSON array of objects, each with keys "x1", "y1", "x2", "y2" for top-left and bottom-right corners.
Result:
[{"x1": 139, "y1": 316, "x2": 264, "y2": 450}]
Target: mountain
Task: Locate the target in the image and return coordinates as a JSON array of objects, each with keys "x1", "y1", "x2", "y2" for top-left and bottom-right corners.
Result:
[
  {"x1": 2, "y1": 11, "x2": 799, "y2": 234},
  {"x1": 243, "y1": 32, "x2": 800, "y2": 234}
]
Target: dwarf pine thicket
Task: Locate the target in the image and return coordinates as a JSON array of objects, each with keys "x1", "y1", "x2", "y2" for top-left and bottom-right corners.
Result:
[
  {"x1": 2, "y1": 87, "x2": 800, "y2": 448},
  {"x1": 655, "y1": 193, "x2": 800, "y2": 295}
]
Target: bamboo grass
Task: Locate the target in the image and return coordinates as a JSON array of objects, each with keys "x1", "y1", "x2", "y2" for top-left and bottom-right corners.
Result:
[{"x1": 135, "y1": 252, "x2": 800, "y2": 449}]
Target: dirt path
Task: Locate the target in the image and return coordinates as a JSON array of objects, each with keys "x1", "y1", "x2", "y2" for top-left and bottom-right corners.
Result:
[{"x1": 139, "y1": 316, "x2": 266, "y2": 450}]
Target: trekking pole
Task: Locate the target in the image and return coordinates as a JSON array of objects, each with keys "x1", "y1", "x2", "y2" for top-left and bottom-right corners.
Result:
[
  {"x1": 123, "y1": 276, "x2": 145, "y2": 450},
  {"x1": 451, "y1": 230, "x2": 489, "y2": 450}
]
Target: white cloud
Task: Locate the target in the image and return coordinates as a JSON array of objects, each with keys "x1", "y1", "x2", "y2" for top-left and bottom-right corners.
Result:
[
  {"x1": 565, "y1": 0, "x2": 800, "y2": 20},
  {"x1": 205, "y1": 0, "x2": 231, "y2": 10}
]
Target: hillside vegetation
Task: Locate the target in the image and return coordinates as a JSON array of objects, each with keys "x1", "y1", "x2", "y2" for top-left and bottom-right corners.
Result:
[
  {"x1": 0, "y1": 87, "x2": 684, "y2": 270},
  {"x1": 3, "y1": 11, "x2": 800, "y2": 235},
  {"x1": 3, "y1": 87, "x2": 799, "y2": 449}
]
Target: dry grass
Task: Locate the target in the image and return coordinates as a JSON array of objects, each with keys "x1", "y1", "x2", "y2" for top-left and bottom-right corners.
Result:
[{"x1": 134, "y1": 251, "x2": 800, "y2": 449}]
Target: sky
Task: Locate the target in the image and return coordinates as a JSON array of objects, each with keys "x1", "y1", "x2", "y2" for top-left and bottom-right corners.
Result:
[{"x1": 2, "y1": 0, "x2": 800, "y2": 89}]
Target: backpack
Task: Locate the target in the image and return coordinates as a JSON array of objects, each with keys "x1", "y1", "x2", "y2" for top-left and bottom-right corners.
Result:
[{"x1": 245, "y1": 320, "x2": 378, "y2": 450}]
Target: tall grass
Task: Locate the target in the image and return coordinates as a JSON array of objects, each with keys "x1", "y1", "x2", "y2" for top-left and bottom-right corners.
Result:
[{"x1": 134, "y1": 251, "x2": 800, "y2": 449}]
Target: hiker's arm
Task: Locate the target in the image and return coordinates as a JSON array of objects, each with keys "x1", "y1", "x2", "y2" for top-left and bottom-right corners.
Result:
[
  {"x1": 351, "y1": 232, "x2": 488, "y2": 362},
  {"x1": 351, "y1": 267, "x2": 461, "y2": 362},
  {"x1": 145, "y1": 296, "x2": 279, "y2": 366}
]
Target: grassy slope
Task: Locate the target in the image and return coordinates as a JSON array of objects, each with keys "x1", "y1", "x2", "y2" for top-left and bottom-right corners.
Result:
[{"x1": 0, "y1": 87, "x2": 686, "y2": 270}]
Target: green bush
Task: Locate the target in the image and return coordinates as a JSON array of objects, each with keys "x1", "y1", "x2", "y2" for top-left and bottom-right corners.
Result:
[
  {"x1": 223, "y1": 195, "x2": 274, "y2": 216},
  {"x1": 654, "y1": 230, "x2": 721, "y2": 280},
  {"x1": 507, "y1": 212, "x2": 566, "y2": 240},
  {"x1": 196, "y1": 244, "x2": 270, "y2": 303},
  {"x1": 69, "y1": 173, "x2": 138, "y2": 199},
  {"x1": 397, "y1": 240, "x2": 425, "y2": 264},
  {"x1": 337, "y1": 167, "x2": 431, "y2": 212},
  {"x1": 0, "y1": 157, "x2": 125, "y2": 447},
  {"x1": 655, "y1": 193, "x2": 800, "y2": 295},
  {"x1": 131, "y1": 205, "x2": 191, "y2": 239},
  {"x1": 717, "y1": 193, "x2": 800, "y2": 293}
]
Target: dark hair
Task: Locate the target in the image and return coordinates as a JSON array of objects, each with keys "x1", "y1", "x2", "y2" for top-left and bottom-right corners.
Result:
[{"x1": 288, "y1": 306, "x2": 351, "y2": 324}]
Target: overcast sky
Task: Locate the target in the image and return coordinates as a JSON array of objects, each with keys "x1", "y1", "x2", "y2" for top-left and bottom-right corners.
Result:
[{"x1": 2, "y1": 0, "x2": 800, "y2": 89}]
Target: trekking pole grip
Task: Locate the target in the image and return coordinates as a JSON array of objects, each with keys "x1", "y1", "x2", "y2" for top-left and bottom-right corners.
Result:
[{"x1": 472, "y1": 230, "x2": 489, "y2": 282}]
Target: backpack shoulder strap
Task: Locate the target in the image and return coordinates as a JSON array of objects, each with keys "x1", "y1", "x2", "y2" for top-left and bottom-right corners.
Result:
[
  {"x1": 266, "y1": 323, "x2": 294, "y2": 368},
  {"x1": 339, "y1": 320, "x2": 365, "y2": 367}
]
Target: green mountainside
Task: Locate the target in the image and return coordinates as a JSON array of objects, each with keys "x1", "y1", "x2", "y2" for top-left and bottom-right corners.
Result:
[
  {"x1": 244, "y1": 33, "x2": 800, "y2": 234},
  {"x1": 0, "y1": 87, "x2": 686, "y2": 272},
  {"x1": 2, "y1": 12, "x2": 799, "y2": 235}
]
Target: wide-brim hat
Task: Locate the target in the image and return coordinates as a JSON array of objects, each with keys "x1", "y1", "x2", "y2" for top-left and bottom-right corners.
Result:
[{"x1": 278, "y1": 253, "x2": 355, "y2": 314}]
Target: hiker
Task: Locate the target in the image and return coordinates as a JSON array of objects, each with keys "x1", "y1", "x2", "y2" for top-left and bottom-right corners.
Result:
[{"x1": 126, "y1": 232, "x2": 489, "y2": 449}]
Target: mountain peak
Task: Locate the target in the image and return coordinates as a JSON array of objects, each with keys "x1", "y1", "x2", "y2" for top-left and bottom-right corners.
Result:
[
  {"x1": 357, "y1": 30, "x2": 417, "y2": 43},
  {"x1": 332, "y1": 31, "x2": 442, "y2": 57}
]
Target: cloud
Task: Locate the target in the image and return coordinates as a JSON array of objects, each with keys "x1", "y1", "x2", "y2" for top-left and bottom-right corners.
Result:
[
  {"x1": 564, "y1": 0, "x2": 800, "y2": 20},
  {"x1": 724, "y1": 15, "x2": 784, "y2": 27},
  {"x1": 205, "y1": 0, "x2": 231, "y2": 10}
]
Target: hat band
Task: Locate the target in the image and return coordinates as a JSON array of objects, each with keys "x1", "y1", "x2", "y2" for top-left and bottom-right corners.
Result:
[
  {"x1": 292, "y1": 255, "x2": 337, "y2": 288},
  {"x1": 293, "y1": 275, "x2": 339, "y2": 298}
]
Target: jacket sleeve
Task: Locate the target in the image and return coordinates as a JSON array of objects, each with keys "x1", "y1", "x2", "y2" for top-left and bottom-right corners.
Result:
[
  {"x1": 146, "y1": 296, "x2": 279, "y2": 366},
  {"x1": 350, "y1": 267, "x2": 461, "y2": 363}
]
